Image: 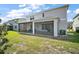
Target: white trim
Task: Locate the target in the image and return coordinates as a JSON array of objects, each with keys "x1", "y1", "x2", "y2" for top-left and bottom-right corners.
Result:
[
  {"x1": 18, "y1": 17, "x2": 59, "y2": 23},
  {"x1": 32, "y1": 21, "x2": 35, "y2": 35},
  {"x1": 54, "y1": 19, "x2": 58, "y2": 37}
]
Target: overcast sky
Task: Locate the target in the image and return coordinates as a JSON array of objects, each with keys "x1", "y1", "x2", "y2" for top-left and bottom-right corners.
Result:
[{"x1": 0, "y1": 4, "x2": 79, "y2": 23}]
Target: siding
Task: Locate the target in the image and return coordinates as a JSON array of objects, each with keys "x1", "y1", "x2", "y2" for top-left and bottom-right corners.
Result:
[{"x1": 73, "y1": 16, "x2": 79, "y2": 31}]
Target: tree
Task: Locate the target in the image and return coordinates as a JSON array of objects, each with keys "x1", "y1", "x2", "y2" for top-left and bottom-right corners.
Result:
[
  {"x1": 0, "y1": 19, "x2": 1, "y2": 23},
  {"x1": 0, "y1": 19, "x2": 8, "y2": 54},
  {"x1": 0, "y1": 19, "x2": 2, "y2": 36}
]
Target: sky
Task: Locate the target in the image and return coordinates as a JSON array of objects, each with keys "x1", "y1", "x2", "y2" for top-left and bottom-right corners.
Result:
[{"x1": 0, "y1": 4, "x2": 79, "y2": 23}]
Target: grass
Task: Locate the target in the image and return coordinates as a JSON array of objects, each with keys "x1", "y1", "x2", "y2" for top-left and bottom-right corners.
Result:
[
  {"x1": 4, "y1": 31, "x2": 79, "y2": 54},
  {"x1": 67, "y1": 31, "x2": 79, "y2": 43}
]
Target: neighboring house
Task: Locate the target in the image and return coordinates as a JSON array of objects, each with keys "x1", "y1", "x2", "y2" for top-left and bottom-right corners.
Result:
[
  {"x1": 73, "y1": 14, "x2": 79, "y2": 32},
  {"x1": 5, "y1": 19, "x2": 18, "y2": 31},
  {"x1": 5, "y1": 18, "x2": 25, "y2": 31},
  {"x1": 18, "y1": 5, "x2": 69, "y2": 37}
]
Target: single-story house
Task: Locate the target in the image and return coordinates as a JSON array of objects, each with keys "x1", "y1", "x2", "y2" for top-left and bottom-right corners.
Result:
[
  {"x1": 18, "y1": 5, "x2": 69, "y2": 37},
  {"x1": 73, "y1": 14, "x2": 79, "y2": 32},
  {"x1": 5, "y1": 18, "x2": 25, "y2": 31}
]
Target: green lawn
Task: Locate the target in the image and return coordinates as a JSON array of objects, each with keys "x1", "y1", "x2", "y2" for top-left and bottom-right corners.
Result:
[
  {"x1": 4, "y1": 31, "x2": 79, "y2": 54},
  {"x1": 67, "y1": 31, "x2": 79, "y2": 43}
]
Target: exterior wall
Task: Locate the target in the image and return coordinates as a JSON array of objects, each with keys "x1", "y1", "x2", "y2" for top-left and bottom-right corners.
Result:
[
  {"x1": 18, "y1": 18, "x2": 29, "y2": 23},
  {"x1": 13, "y1": 24, "x2": 18, "y2": 31},
  {"x1": 32, "y1": 7, "x2": 67, "y2": 21},
  {"x1": 34, "y1": 13, "x2": 42, "y2": 20},
  {"x1": 73, "y1": 16, "x2": 79, "y2": 31},
  {"x1": 58, "y1": 19, "x2": 67, "y2": 31},
  {"x1": 42, "y1": 8, "x2": 66, "y2": 20}
]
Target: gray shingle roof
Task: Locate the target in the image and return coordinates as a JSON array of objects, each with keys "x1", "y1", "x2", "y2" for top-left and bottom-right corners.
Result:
[{"x1": 73, "y1": 14, "x2": 79, "y2": 19}]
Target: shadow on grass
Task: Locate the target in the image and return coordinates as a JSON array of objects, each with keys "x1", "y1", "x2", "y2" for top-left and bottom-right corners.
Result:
[{"x1": 19, "y1": 31, "x2": 79, "y2": 44}]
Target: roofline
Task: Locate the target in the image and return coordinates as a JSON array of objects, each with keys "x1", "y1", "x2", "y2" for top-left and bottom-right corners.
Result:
[
  {"x1": 43, "y1": 4, "x2": 69, "y2": 12},
  {"x1": 26, "y1": 4, "x2": 69, "y2": 17},
  {"x1": 5, "y1": 17, "x2": 26, "y2": 23},
  {"x1": 18, "y1": 17, "x2": 60, "y2": 24},
  {"x1": 73, "y1": 14, "x2": 79, "y2": 19},
  {"x1": 4, "y1": 5, "x2": 69, "y2": 23}
]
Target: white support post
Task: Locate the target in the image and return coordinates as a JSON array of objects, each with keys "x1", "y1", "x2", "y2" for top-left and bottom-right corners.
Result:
[
  {"x1": 54, "y1": 19, "x2": 58, "y2": 37},
  {"x1": 32, "y1": 21, "x2": 35, "y2": 35},
  {"x1": 17, "y1": 24, "x2": 19, "y2": 32}
]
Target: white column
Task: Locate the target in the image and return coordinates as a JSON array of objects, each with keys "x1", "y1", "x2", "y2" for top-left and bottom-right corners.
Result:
[
  {"x1": 32, "y1": 21, "x2": 35, "y2": 35},
  {"x1": 17, "y1": 24, "x2": 19, "y2": 31},
  {"x1": 54, "y1": 19, "x2": 58, "y2": 37},
  {"x1": 17, "y1": 24, "x2": 20, "y2": 32}
]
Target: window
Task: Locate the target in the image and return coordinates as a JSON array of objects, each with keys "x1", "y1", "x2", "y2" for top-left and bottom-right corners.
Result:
[
  {"x1": 42, "y1": 13, "x2": 44, "y2": 17},
  {"x1": 30, "y1": 16, "x2": 34, "y2": 20}
]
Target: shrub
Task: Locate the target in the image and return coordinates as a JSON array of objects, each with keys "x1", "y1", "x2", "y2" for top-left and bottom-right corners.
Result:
[
  {"x1": 76, "y1": 27, "x2": 79, "y2": 33},
  {"x1": 76, "y1": 30, "x2": 79, "y2": 33},
  {"x1": 0, "y1": 24, "x2": 8, "y2": 54},
  {"x1": 59, "y1": 30, "x2": 66, "y2": 35}
]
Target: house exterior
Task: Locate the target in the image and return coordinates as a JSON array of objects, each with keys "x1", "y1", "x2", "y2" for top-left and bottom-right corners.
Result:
[
  {"x1": 5, "y1": 18, "x2": 25, "y2": 31},
  {"x1": 73, "y1": 14, "x2": 79, "y2": 32},
  {"x1": 18, "y1": 5, "x2": 68, "y2": 37},
  {"x1": 5, "y1": 20, "x2": 18, "y2": 31}
]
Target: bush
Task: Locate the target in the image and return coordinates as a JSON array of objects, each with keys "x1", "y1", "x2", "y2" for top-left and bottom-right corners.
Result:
[
  {"x1": 59, "y1": 30, "x2": 66, "y2": 35},
  {"x1": 76, "y1": 27, "x2": 79, "y2": 33},
  {"x1": 76, "y1": 30, "x2": 79, "y2": 33},
  {"x1": 0, "y1": 24, "x2": 8, "y2": 54},
  {"x1": 0, "y1": 49, "x2": 4, "y2": 54},
  {"x1": 0, "y1": 39, "x2": 4, "y2": 45}
]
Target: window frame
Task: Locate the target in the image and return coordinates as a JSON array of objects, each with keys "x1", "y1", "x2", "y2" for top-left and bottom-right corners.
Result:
[
  {"x1": 42, "y1": 13, "x2": 44, "y2": 17},
  {"x1": 30, "y1": 16, "x2": 34, "y2": 20}
]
